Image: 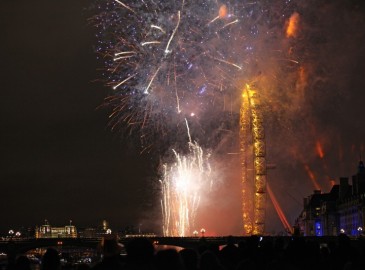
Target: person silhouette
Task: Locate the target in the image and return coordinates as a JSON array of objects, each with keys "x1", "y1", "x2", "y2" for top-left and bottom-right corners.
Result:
[
  {"x1": 42, "y1": 248, "x2": 60, "y2": 270},
  {"x1": 92, "y1": 238, "x2": 124, "y2": 270}
]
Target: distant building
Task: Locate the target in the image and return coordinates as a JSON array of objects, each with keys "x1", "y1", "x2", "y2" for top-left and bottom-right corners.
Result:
[
  {"x1": 35, "y1": 220, "x2": 77, "y2": 238},
  {"x1": 295, "y1": 188, "x2": 339, "y2": 236},
  {"x1": 77, "y1": 220, "x2": 113, "y2": 238},
  {"x1": 294, "y1": 161, "x2": 365, "y2": 237}
]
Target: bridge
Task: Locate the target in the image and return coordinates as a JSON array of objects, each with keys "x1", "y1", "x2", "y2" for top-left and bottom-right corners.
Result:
[
  {"x1": 0, "y1": 236, "x2": 243, "y2": 255},
  {"x1": 0, "y1": 235, "x2": 346, "y2": 256}
]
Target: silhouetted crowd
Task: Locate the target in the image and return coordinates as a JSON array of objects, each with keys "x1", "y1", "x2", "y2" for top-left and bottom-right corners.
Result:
[{"x1": 7, "y1": 234, "x2": 365, "y2": 270}]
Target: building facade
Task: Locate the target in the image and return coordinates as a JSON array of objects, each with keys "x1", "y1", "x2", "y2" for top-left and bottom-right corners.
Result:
[
  {"x1": 35, "y1": 220, "x2": 77, "y2": 238},
  {"x1": 295, "y1": 161, "x2": 365, "y2": 237}
]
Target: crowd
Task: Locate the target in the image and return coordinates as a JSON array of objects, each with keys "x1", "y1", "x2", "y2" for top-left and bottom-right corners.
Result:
[{"x1": 6, "y1": 234, "x2": 365, "y2": 270}]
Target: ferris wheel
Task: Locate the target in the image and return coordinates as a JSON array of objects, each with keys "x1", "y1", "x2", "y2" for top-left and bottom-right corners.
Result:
[{"x1": 240, "y1": 84, "x2": 267, "y2": 235}]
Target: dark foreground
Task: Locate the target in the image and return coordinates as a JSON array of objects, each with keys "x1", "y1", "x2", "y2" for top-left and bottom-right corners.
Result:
[{"x1": 3, "y1": 234, "x2": 365, "y2": 270}]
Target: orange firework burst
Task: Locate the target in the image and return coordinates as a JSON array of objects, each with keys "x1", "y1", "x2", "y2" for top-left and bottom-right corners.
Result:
[
  {"x1": 218, "y1": 4, "x2": 228, "y2": 19},
  {"x1": 286, "y1": 12, "x2": 300, "y2": 38}
]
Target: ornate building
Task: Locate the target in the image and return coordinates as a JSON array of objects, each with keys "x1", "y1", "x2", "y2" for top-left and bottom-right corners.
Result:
[
  {"x1": 295, "y1": 161, "x2": 365, "y2": 236},
  {"x1": 35, "y1": 220, "x2": 77, "y2": 238}
]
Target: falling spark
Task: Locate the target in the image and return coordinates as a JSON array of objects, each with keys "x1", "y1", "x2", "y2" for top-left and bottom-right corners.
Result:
[
  {"x1": 113, "y1": 55, "x2": 135, "y2": 61},
  {"x1": 185, "y1": 118, "x2": 192, "y2": 143},
  {"x1": 141, "y1": 41, "x2": 161, "y2": 46},
  {"x1": 115, "y1": 0, "x2": 136, "y2": 14},
  {"x1": 151, "y1": 24, "x2": 166, "y2": 34},
  {"x1": 316, "y1": 141, "x2": 325, "y2": 159},
  {"x1": 144, "y1": 67, "x2": 161, "y2": 94},
  {"x1": 213, "y1": 57, "x2": 242, "y2": 70},
  {"x1": 222, "y1": 19, "x2": 239, "y2": 29},
  {"x1": 114, "y1": 51, "x2": 136, "y2": 56},
  {"x1": 165, "y1": 11, "x2": 181, "y2": 55},
  {"x1": 113, "y1": 74, "x2": 136, "y2": 90}
]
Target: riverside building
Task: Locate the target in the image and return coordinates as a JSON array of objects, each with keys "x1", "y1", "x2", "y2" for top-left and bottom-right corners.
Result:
[
  {"x1": 295, "y1": 160, "x2": 365, "y2": 236},
  {"x1": 35, "y1": 220, "x2": 77, "y2": 238}
]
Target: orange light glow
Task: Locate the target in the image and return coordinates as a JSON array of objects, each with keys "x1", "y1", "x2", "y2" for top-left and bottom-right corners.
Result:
[
  {"x1": 316, "y1": 141, "x2": 325, "y2": 159},
  {"x1": 298, "y1": 66, "x2": 307, "y2": 87},
  {"x1": 286, "y1": 12, "x2": 300, "y2": 38},
  {"x1": 267, "y1": 184, "x2": 293, "y2": 234},
  {"x1": 218, "y1": 4, "x2": 228, "y2": 19},
  {"x1": 304, "y1": 164, "x2": 322, "y2": 191}
]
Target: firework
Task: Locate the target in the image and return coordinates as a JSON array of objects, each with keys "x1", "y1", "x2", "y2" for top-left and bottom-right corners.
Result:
[
  {"x1": 160, "y1": 120, "x2": 212, "y2": 236},
  {"x1": 92, "y1": 0, "x2": 298, "y2": 145},
  {"x1": 93, "y1": 0, "x2": 340, "y2": 235}
]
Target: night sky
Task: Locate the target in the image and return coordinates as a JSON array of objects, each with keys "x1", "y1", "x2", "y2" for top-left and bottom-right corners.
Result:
[
  {"x1": 1, "y1": 0, "x2": 365, "y2": 235},
  {"x1": 0, "y1": 0, "x2": 156, "y2": 234}
]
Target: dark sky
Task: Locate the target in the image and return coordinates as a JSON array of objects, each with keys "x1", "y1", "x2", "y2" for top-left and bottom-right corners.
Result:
[
  {"x1": 1, "y1": 0, "x2": 365, "y2": 236},
  {"x1": 0, "y1": 0, "x2": 156, "y2": 234}
]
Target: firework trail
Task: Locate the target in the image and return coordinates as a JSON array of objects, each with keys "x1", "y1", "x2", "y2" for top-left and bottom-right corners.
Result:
[{"x1": 160, "y1": 120, "x2": 212, "y2": 236}]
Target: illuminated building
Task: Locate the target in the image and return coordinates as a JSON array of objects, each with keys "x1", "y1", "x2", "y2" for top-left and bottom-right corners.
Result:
[
  {"x1": 295, "y1": 161, "x2": 365, "y2": 236},
  {"x1": 102, "y1": 219, "x2": 109, "y2": 231},
  {"x1": 35, "y1": 220, "x2": 77, "y2": 238},
  {"x1": 295, "y1": 189, "x2": 338, "y2": 236}
]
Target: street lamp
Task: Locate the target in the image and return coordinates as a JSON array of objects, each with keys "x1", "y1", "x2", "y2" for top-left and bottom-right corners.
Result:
[
  {"x1": 200, "y1": 228, "x2": 206, "y2": 237},
  {"x1": 15, "y1": 232, "x2": 21, "y2": 238},
  {"x1": 193, "y1": 230, "x2": 198, "y2": 237},
  {"x1": 357, "y1": 227, "x2": 363, "y2": 236},
  {"x1": 106, "y1": 229, "x2": 112, "y2": 234},
  {"x1": 8, "y1": 230, "x2": 14, "y2": 239}
]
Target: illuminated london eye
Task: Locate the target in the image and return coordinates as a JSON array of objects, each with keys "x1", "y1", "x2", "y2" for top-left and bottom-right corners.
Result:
[{"x1": 240, "y1": 84, "x2": 267, "y2": 235}]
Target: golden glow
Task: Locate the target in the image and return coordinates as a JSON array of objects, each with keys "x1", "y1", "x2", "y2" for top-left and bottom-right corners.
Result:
[
  {"x1": 240, "y1": 84, "x2": 266, "y2": 235},
  {"x1": 286, "y1": 12, "x2": 300, "y2": 38}
]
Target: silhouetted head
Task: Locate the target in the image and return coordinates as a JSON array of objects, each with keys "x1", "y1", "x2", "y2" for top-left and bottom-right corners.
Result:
[
  {"x1": 126, "y1": 237, "x2": 154, "y2": 263},
  {"x1": 154, "y1": 249, "x2": 182, "y2": 270},
  {"x1": 179, "y1": 248, "x2": 198, "y2": 270},
  {"x1": 226, "y1": 235, "x2": 235, "y2": 246},
  {"x1": 101, "y1": 238, "x2": 123, "y2": 257},
  {"x1": 42, "y1": 248, "x2": 60, "y2": 270},
  {"x1": 15, "y1": 255, "x2": 31, "y2": 270},
  {"x1": 200, "y1": 250, "x2": 223, "y2": 270}
]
